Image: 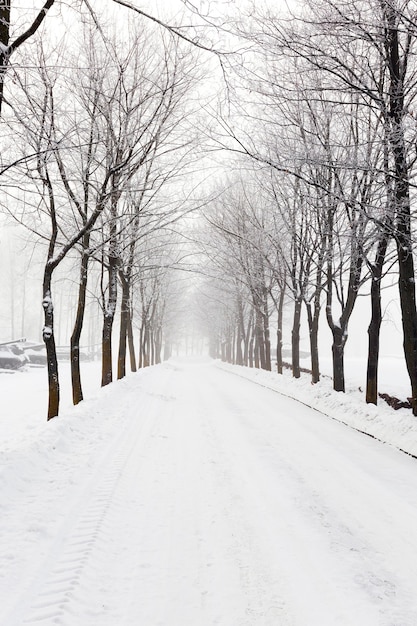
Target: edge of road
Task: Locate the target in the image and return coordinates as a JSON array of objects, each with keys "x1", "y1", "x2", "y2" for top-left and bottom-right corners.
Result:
[{"x1": 215, "y1": 361, "x2": 417, "y2": 462}]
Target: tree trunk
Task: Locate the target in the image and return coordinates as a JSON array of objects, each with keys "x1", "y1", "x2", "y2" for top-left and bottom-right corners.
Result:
[
  {"x1": 325, "y1": 212, "x2": 362, "y2": 394},
  {"x1": 243, "y1": 308, "x2": 253, "y2": 367},
  {"x1": 71, "y1": 238, "x2": 89, "y2": 405},
  {"x1": 127, "y1": 309, "x2": 137, "y2": 372},
  {"x1": 154, "y1": 326, "x2": 162, "y2": 364},
  {"x1": 331, "y1": 326, "x2": 345, "y2": 392},
  {"x1": 366, "y1": 277, "x2": 382, "y2": 405},
  {"x1": 150, "y1": 328, "x2": 155, "y2": 365},
  {"x1": 236, "y1": 322, "x2": 243, "y2": 365},
  {"x1": 263, "y1": 293, "x2": 271, "y2": 371},
  {"x1": 384, "y1": 1, "x2": 417, "y2": 414},
  {"x1": 101, "y1": 312, "x2": 113, "y2": 387},
  {"x1": 101, "y1": 257, "x2": 118, "y2": 387},
  {"x1": 0, "y1": 0, "x2": 10, "y2": 116},
  {"x1": 42, "y1": 267, "x2": 60, "y2": 421},
  {"x1": 232, "y1": 327, "x2": 236, "y2": 364},
  {"x1": 366, "y1": 233, "x2": 389, "y2": 404},
  {"x1": 236, "y1": 296, "x2": 244, "y2": 366},
  {"x1": 143, "y1": 324, "x2": 150, "y2": 367},
  {"x1": 306, "y1": 302, "x2": 320, "y2": 384},
  {"x1": 276, "y1": 287, "x2": 285, "y2": 374},
  {"x1": 248, "y1": 316, "x2": 255, "y2": 367},
  {"x1": 138, "y1": 326, "x2": 143, "y2": 368},
  {"x1": 291, "y1": 297, "x2": 302, "y2": 379},
  {"x1": 117, "y1": 278, "x2": 129, "y2": 380},
  {"x1": 101, "y1": 182, "x2": 119, "y2": 386},
  {"x1": 255, "y1": 307, "x2": 266, "y2": 369},
  {"x1": 254, "y1": 335, "x2": 260, "y2": 369},
  {"x1": 226, "y1": 335, "x2": 232, "y2": 363}
]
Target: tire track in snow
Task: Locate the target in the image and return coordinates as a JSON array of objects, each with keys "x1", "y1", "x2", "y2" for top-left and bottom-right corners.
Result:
[
  {"x1": 5, "y1": 359, "x2": 417, "y2": 624},
  {"x1": 207, "y1": 365, "x2": 417, "y2": 625},
  {"x1": 168, "y1": 365, "x2": 294, "y2": 626},
  {"x1": 5, "y1": 376, "x2": 169, "y2": 626}
]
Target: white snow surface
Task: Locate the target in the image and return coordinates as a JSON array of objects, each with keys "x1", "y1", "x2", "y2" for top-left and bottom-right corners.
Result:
[{"x1": 1, "y1": 357, "x2": 417, "y2": 625}]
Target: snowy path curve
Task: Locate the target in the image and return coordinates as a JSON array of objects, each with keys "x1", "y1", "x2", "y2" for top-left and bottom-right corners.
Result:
[{"x1": 2, "y1": 358, "x2": 417, "y2": 625}]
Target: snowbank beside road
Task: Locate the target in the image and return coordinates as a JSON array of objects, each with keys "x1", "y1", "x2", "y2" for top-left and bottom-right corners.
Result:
[
  {"x1": 2, "y1": 357, "x2": 416, "y2": 460},
  {"x1": 216, "y1": 361, "x2": 417, "y2": 459}
]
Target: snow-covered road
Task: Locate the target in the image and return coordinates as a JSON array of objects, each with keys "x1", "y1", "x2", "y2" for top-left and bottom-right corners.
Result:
[{"x1": 2, "y1": 358, "x2": 417, "y2": 625}]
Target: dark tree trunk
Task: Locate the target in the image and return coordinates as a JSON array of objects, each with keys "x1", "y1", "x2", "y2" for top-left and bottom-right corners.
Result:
[
  {"x1": 138, "y1": 326, "x2": 143, "y2": 368},
  {"x1": 127, "y1": 309, "x2": 137, "y2": 372},
  {"x1": 306, "y1": 302, "x2": 320, "y2": 384},
  {"x1": 276, "y1": 288, "x2": 285, "y2": 374},
  {"x1": 101, "y1": 256, "x2": 118, "y2": 387},
  {"x1": 325, "y1": 208, "x2": 362, "y2": 394},
  {"x1": 255, "y1": 307, "x2": 266, "y2": 369},
  {"x1": 243, "y1": 308, "x2": 253, "y2": 367},
  {"x1": 71, "y1": 237, "x2": 89, "y2": 405},
  {"x1": 101, "y1": 184, "x2": 119, "y2": 387},
  {"x1": 332, "y1": 327, "x2": 345, "y2": 392},
  {"x1": 396, "y1": 240, "x2": 417, "y2": 412},
  {"x1": 143, "y1": 324, "x2": 150, "y2": 367},
  {"x1": 236, "y1": 296, "x2": 244, "y2": 366},
  {"x1": 226, "y1": 335, "x2": 232, "y2": 363},
  {"x1": 0, "y1": 1, "x2": 10, "y2": 117},
  {"x1": 384, "y1": 2, "x2": 417, "y2": 414},
  {"x1": 263, "y1": 293, "x2": 271, "y2": 371},
  {"x1": 117, "y1": 277, "x2": 130, "y2": 380},
  {"x1": 43, "y1": 268, "x2": 60, "y2": 421},
  {"x1": 291, "y1": 297, "x2": 302, "y2": 379},
  {"x1": 366, "y1": 277, "x2": 382, "y2": 405},
  {"x1": 236, "y1": 323, "x2": 243, "y2": 365},
  {"x1": 254, "y1": 335, "x2": 260, "y2": 369},
  {"x1": 150, "y1": 329, "x2": 155, "y2": 365},
  {"x1": 366, "y1": 233, "x2": 389, "y2": 404},
  {"x1": 101, "y1": 312, "x2": 113, "y2": 387},
  {"x1": 248, "y1": 316, "x2": 255, "y2": 368},
  {"x1": 41, "y1": 164, "x2": 61, "y2": 421}
]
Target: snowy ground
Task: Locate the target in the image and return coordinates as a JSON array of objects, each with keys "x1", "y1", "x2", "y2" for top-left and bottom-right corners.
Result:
[{"x1": 1, "y1": 358, "x2": 417, "y2": 625}]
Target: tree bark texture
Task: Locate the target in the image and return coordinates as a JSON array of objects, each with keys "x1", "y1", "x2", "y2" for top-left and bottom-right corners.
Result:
[
  {"x1": 291, "y1": 298, "x2": 302, "y2": 379},
  {"x1": 127, "y1": 310, "x2": 137, "y2": 372},
  {"x1": 306, "y1": 302, "x2": 320, "y2": 384},
  {"x1": 101, "y1": 254, "x2": 118, "y2": 387},
  {"x1": 71, "y1": 238, "x2": 89, "y2": 405},
  {"x1": 366, "y1": 232, "x2": 389, "y2": 404},
  {"x1": 332, "y1": 326, "x2": 345, "y2": 393},
  {"x1": 276, "y1": 288, "x2": 285, "y2": 374},
  {"x1": 263, "y1": 293, "x2": 271, "y2": 371},
  {"x1": 383, "y1": 2, "x2": 417, "y2": 414},
  {"x1": 117, "y1": 278, "x2": 130, "y2": 380},
  {"x1": 43, "y1": 270, "x2": 59, "y2": 421}
]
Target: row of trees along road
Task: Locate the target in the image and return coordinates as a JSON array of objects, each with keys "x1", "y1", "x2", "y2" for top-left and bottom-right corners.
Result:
[
  {"x1": 198, "y1": 0, "x2": 417, "y2": 414},
  {"x1": 3, "y1": 0, "x2": 417, "y2": 418},
  {"x1": 0, "y1": 3, "x2": 203, "y2": 419}
]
